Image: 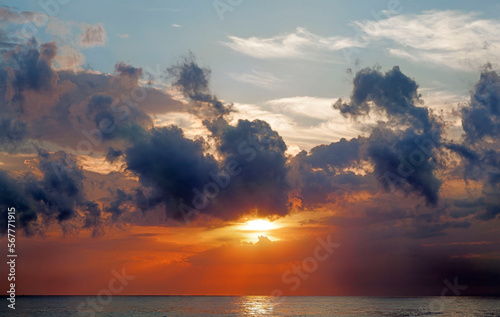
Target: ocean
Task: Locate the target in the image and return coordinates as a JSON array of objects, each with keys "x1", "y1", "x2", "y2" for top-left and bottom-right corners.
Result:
[{"x1": 1, "y1": 296, "x2": 499, "y2": 316}]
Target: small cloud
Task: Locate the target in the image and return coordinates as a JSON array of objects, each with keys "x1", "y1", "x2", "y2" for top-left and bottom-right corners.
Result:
[
  {"x1": 117, "y1": 33, "x2": 129, "y2": 39},
  {"x1": 228, "y1": 70, "x2": 284, "y2": 89},
  {"x1": 172, "y1": 24, "x2": 181, "y2": 28},
  {"x1": 80, "y1": 24, "x2": 106, "y2": 47}
]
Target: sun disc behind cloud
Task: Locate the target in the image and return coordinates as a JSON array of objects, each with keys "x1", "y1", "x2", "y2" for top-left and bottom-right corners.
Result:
[{"x1": 244, "y1": 219, "x2": 277, "y2": 231}]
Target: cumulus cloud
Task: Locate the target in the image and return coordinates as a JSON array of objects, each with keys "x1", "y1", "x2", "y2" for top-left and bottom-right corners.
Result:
[
  {"x1": 445, "y1": 66, "x2": 500, "y2": 220},
  {"x1": 117, "y1": 60, "x2": 290, "y2": 222},
  {"x1": 334, "y1": 66, "x2": 433, "y2": 131},
  {"x1": 124, "y1": 125, "x2": 218, "y2": 218},
  {"x1": 0, "y1": 150, "x2": 104, "y2": 237},
  {"x1": 331, "y1": 66, "x2": 443, "y2": 205},
  {"x1": 79, "y1": 24, "x2": 106, "y2": 47},
  {"x1": 462, "y1": 67, "x2": 500, "y2": 141},
  {"x1": 167, "y1": 55, "x2": 233, "y2": 135},
  {"x1": 1, "y1": 36, "x2": 499, "y2": 240},
  {"x1": 0, "y1": 40, "x2": 183, "y2": 154},
  {"x1": 2, "y1": 40, "x2": 59, "y2": 101},
  {"x1": 1, "y1": 8, "x2": 499, "y2": 297}
]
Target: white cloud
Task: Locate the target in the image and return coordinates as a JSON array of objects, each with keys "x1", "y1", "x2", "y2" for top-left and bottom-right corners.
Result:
[
  {"x1": 230, "y1": 97, "x2": 372, "y2": 150},
  {"x1": 118, "y1": 33, "x2": 130, "y2": 39},
  {"x1": 221, "y1": 27, "x2": 361, "y2": 60},
  {"x1": 228, "y1": 70, "x2": 284, "y2": 89},
  {"x1": 418, "y1": 87, "x2": 468, "y2": 140},
  {"x1": 171, "y1": 24, "x2": 181, "y2": 28},
  {"x1": 354, "y1": 10, "x2": 500, "y2": 71},
  {"x1": 266, "y1": 96, "x2": 337, "y2": 120}
]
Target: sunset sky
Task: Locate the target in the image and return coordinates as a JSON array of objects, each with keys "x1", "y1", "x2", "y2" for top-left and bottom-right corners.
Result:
[{"x1": 1, "y1": 0, "x2": 500, "y2": 296}]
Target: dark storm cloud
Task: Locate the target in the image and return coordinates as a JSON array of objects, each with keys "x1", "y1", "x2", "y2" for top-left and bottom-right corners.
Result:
[
  {"x1": 330, "y1": 66, "x2": 444, "y2": 205},
  {"x1": 114, "y1": 58, "x2": 289, "y2": 222},
  {"x1": 367, "y1": 127, "x2": 442, "y2": 205},
  {"x1": 445, "y1": 67, "x2": 500, "y2": 221},
  {"x1": 306, "y1": 137, "x2": 363, "y2": 172},
  {"x1": 4, "y1": 39, "x2": 58, "y2": 101},
  {"x1": 462, "y1": 68, "x2": 500, "y2": 141},
  {"x1": 333, "y1": 66, "x2": 432, "y2": 131},
  {"x1": 0, "y1": 118, "x2": 28, "y2": 152},
  {"x1": 289, "y1": 137, "x2": 369, "y2": 207},
  {"x1": 104, "y1": 189, "x2": 130, "y2": 221},
  {"x1": 0, "y1": 29, "x2": 498, "y2": 296},
  {"x1": 217, "y1": 119, "x2": 290, "y2": 218},
  {"x1": 0, "y1": 40, "x2": 182, "y2": 153},
  {"x1": 27, "y1": 150, "x2": 104, "y2": 236},
  {"x1": 445, "y1": 143, "x2": 480, "y2": 164},
  {"x1": 0, "y1": 150, "x2": 104, "y2": 236},
  {"x1": 105, "y1": 146, "x2": 123, "y2": 163},
  {"x1": 115, "y1": 62, "x2": 143, "y2": 79},
  {"x1": 167, "y1": 55, "x2": 233, "y2": 134},
  {"x1": 0, "y1": 36, "x2": 498, "y2": 242},
  {"x1": 120, "y1": 119, "x2": 291, "y2": 222},
  {"x1": 290, "y1": 66, "x2": 443, "y2": 206},
  {"x1": 0, "y1": 170, "x2": 38, "y2": 234},
  {"x1": 453, "y1": 197, "x2": 500, "y2": 221},
  {"x1": 124, "y1": 125, "x2": 218, "y2": 219}
]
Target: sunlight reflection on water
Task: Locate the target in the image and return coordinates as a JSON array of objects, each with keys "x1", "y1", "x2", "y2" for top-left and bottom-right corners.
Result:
[
  {"x1": 238, "y1": 296, "x2": 277, "y2": 316},
  {"x1": 6, "y1": 295, "x2": 500, "y2": 316}
]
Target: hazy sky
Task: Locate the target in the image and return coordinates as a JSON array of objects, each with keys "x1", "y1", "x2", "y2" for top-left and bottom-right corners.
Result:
[{"x1": 0, "y1": 0, "x2": 499, "y2": 297}]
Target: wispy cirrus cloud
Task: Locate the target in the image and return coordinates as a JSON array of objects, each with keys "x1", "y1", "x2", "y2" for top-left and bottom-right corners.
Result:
[
  {"x1": 221, "y1": 27, "x2": 362, "y2": 60},
  {"x1": 354, "y1": 10, "x2": 500, "y2": 71},
  {"x1": 228, "y1": 70, "x2": 284, "y2": 89},
  {"x1": 266, "y1": 96, "x2": 338, "y2": 120}
]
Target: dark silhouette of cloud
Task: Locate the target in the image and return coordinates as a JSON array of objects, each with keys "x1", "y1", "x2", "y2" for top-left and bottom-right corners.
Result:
[
  {"x1": 333, "y1": 66, "x2": 432, "y2": 131},
  {"x1": 462, "y1": 68, "x2": 500, "y2": 142},
  {"x1": 0, "y1": 150, "x2": 104, "y2": 236},
  {"x1": 167, "y1": 55, "x2": 233, "y2": 134},
  {"x1": 124, "y1": 125, "x2": 218, "y2": 218}
]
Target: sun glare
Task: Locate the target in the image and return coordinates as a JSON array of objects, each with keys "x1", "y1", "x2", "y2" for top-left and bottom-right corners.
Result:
[{"x1": 244, "y1": 219, "x2": 276, "y2": 231}]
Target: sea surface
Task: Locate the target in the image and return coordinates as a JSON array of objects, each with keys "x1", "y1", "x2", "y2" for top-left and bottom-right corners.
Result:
[{"x1": 1, "y1": 296, "x2": 500, "y2": 316}]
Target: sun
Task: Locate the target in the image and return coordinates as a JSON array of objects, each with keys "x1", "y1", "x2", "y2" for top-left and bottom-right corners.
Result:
[{"x1": 244, "y1": 219, "x2": 276, "y2": 231}]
